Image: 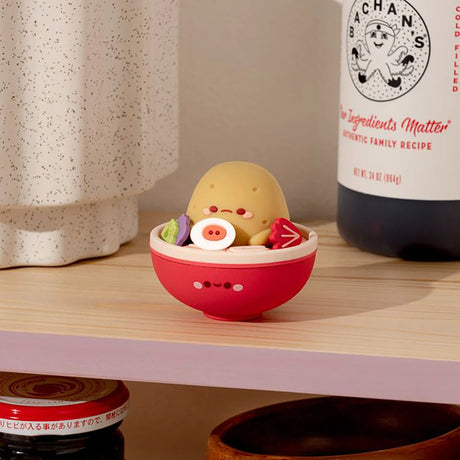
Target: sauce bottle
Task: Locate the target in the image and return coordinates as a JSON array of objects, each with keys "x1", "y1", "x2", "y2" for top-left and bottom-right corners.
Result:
[
  {"x1": 337, "y1": 0, "x2": 460, "y2": 260},
  {"x1": 0, "y1": 373, "x2": 129, "y2": 459}
]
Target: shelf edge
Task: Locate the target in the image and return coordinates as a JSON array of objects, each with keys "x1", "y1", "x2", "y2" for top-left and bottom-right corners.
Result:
[{"x1": 1, "y1": 330, "x2": 458, "y2": 404}]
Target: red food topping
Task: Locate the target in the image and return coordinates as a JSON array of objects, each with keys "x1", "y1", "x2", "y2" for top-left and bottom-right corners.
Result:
[{"x1": 269, "y1": 218, "x2": 303, "y2": 249}]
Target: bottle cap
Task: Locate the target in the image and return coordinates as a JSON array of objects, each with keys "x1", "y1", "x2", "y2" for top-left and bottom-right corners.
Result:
[{"x1": 0, "y1": 373, "x2": 129, "y2": 436}]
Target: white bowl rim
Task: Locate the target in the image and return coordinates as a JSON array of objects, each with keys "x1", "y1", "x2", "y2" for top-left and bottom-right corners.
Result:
[{"x1": 150, "y1": 222, "x2": 318, "y2": 265}]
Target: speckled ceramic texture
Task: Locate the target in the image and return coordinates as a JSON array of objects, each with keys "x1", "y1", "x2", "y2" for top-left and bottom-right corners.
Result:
[
  {"x1": 0, "y1": 197, "x2": 138, "y2": 268},
  {"x1": 0, "y1": 0, "x2": 178, "y2": 267}
]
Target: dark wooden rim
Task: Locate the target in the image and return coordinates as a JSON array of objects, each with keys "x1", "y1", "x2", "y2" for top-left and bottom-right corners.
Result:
[{"x1": 208, "y1": 397, "x2": 460, "y2": 459}]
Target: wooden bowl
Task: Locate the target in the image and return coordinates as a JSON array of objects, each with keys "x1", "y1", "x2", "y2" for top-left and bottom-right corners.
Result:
[{"x1": 206, "y1": 397, "x2": 460, "y2": 459}]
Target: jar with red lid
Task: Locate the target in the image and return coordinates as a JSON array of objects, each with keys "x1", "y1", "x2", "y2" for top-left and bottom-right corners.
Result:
[{"x1": 0, "y1": 373, "x2": 129, "y2": 459}]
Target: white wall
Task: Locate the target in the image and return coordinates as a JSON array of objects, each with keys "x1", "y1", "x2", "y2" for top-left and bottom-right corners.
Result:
[{"x1": 139, "y1": 0, "x2": 342, "y2": 221}]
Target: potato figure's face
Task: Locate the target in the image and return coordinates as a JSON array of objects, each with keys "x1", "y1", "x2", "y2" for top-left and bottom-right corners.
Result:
[{"x1": 186, "y1": 162, "x2": 289, "y2": 246}]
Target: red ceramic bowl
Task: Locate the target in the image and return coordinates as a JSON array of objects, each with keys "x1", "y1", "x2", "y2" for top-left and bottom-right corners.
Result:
[{"x1": 150, "y1": 223, "x2": 317, "y2": 321}]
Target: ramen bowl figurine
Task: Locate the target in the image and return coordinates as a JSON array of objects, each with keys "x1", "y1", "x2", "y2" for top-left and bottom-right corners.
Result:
[{"x1": 149, "y1": 161, "x2": 318, "y2": 321}]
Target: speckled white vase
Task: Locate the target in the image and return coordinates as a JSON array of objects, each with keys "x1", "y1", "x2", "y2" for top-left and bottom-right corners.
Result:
[{"x1": 0, "y1": 0, "x2": 178, "y2": 268}]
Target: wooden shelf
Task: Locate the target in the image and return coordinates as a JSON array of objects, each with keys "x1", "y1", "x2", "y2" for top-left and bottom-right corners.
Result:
[{"x1": 0, "y1": 212, "x2": 459, "y2": 404}]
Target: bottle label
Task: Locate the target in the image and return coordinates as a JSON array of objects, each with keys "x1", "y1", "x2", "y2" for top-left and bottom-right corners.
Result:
[
  {"x1": 338, "y1": 0, "x2": 460, "y2": 200},
  {"x1": 0, "y1": 401, "x2": 129, "y2": 436}
]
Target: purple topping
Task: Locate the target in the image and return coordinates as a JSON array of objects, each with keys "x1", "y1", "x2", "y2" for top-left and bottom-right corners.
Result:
[{"x1": 176, "y1": 213, "x2": 191, "y2": 246}]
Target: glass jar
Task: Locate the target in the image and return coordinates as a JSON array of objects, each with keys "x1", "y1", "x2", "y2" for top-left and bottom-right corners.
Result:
[{"x1": 0, "y1": 373, "x2": 129, "y2": 460}]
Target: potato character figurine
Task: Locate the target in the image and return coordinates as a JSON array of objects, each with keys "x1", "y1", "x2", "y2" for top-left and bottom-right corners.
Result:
[{"x1": 186, "y1": 161, "x2": 290, "y2": 246}]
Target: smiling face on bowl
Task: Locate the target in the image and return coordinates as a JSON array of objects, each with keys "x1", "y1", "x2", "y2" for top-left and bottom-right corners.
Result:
[
  {"x1": 186, "y1": 162, "x2": 290, "y2": 246},
  {"x1": 150, "y1": 223, "x2": 317, "y2": 321}
]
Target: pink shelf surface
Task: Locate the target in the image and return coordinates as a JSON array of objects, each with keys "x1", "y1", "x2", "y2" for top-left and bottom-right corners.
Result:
[{"x1": 0, "y1": 215, "x2": 459, "y2": 404}]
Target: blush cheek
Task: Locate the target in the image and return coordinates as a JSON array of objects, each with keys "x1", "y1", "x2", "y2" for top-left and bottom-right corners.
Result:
[
  {"x1": 243, "y1": 211, "x2": 253, "y2": 220},
  {"x1": 202, "y1": 208, "x2": 211, "y2": 215}
]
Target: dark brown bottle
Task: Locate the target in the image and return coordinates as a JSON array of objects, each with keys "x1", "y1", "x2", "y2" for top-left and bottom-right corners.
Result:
[
  {"x1": 338, "y1": 0, "x2": 460, "y2": 260},
  {"x1": 0, "y1": 373, "x2": 129, "y2": 460},
  {"x1": 337, "y1": 185, "x2": 460, "y2": 260},
  {"x1": 0, "y1": 424, "x2": 124, "y2": 460}
]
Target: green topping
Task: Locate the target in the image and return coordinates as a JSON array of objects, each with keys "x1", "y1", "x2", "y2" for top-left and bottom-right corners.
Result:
[{"x1": 160, "y1": 219, "x2": 180, "y2": 244}]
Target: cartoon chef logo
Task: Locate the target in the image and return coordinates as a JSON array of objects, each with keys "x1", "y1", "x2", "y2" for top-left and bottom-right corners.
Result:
[{"x1": 346, "y1": 0, "x2": 430, "y2": 102}]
